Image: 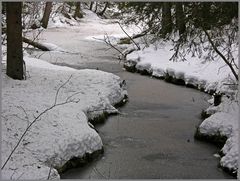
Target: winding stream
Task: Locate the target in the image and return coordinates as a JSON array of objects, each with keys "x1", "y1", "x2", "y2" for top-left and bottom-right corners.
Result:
[{"x1": 30, "y1": 26, "x2": 234, "y2": 179}]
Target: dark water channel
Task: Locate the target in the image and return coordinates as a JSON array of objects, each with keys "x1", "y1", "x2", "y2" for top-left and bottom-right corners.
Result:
[
  {"x1": 30, "y1": 29, "x2": 234, "y2": 178},
  {"x1": 59, "y1": 59, "x2": 234, "y2": 179}
]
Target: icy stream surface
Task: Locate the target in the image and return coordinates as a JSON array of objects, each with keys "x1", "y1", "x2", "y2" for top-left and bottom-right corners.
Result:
[{"x1": 29, "y1": 21, "x2": 234, "y2": 179}]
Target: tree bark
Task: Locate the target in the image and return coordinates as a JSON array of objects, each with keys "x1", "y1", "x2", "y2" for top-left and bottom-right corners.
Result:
[
  {"x1": 94, "y1": 2, "x2": 98, "y2": 13},
  {"x1": 22, "y1": 37, "x2": 51, "y2": 51},
  {"x1": 6, "y1": 2, "x2": 24, "y2": 80},
  {"x1": 98, "y1": 2, "x2": 109, "y2": 16},
  {"x1": 73, "y1": 2, "x2": 83, "y2": 19},
  {"x1": 175, "y1": 2, "x2": 185, "y2": 35},
  {"x1": 41, "y1": 2, "x2": 52, "y2": 28},
  {"x1": 2, "y1": 2, "x2": 7, "y2": 14},
  {"x1": 89, "y1": 2, "x2": 93, "y2": 10},
  {"x1": 161, "y1": 2, "x2": 173, "y2": 38}
]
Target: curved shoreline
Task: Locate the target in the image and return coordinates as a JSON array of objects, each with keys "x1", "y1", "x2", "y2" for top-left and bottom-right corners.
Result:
[
  {"x1": 58, "y1": 96, "x2": 128, "y2": 176},
  {"x1": 123, "y1": 61, "x2": 237, "y2": 178}
]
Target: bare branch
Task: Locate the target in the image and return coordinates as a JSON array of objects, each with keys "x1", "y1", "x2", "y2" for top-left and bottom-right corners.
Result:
[
  {"x1": 117, "y1": 22, "x2": 140, "y2": 50},
  {"x1": 54, "y1": 75, "x2": 73, "y2": 105},
  {"x1": 94, "y1": 35, "x2": 125, "y2": 59},
  {"x1": 47, "y1": 166, "x2": 52, "y2": 180},
  {"x1": 93, "y1": 167, "x2": 108, "y2": 179},
  {"x1": 1, "y1": 75, "x2": 79, "y2": 170},
  {"x1": 203, "y1": 29, "x2": 238, "y2": 81}
]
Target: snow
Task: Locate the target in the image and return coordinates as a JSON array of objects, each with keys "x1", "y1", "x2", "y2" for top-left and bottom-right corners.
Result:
[
  {"x1": 125, "y1": 42, "x2": 238, "y2": 94},
  {"x1": 123, "y1": 40, "x2": 239, "y2": 175},
  {"x1": 1, "y1": 56, "x2": 127, "y2": 179},
  {"x1": 2, "y1": 4, "x2": 238, "y2": 178},
  {"x1": 41, "y1": 42, "x2": 66, "y2": 52},
  {"x1": 198, "y1": 96, "x2": 239, "y2": 173}
]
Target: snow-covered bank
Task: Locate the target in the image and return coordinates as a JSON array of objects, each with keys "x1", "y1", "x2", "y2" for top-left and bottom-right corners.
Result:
[
  {"x1": 123, "y1": 41, "x2": 238, "y2": 176},
  {"x1": 196, "y1": 96, "x2": 238, "y2": 175},
  {"x1": 124, "y1": 42, "x2": 238, "y2": 95},
  {"x1": 1, "y1": 57, "x2": 127, "y2": 179}
]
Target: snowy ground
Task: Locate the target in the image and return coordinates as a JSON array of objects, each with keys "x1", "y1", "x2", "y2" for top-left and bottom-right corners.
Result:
[
  {"x1": 199, "y1": 96, "x2": 238, "y2": 174},
  {"x1": 2, "y1": 50, "x2": 127, "y2": 179},
  {"x1": 122, "y1": 41, "x2": 239, "y2": 175},
  {"x1": 2, "y1": 10, "x2": 138, "y2": 180},
  {"x1": 2, "y1": 9, "x2": 137, "y2": 179},
  {"x1": 2, "y1": 6, "x2": 238, "y2": 179}
]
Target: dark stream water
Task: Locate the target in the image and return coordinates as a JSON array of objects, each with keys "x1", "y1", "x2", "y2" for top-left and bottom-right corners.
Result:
[
  {"x1": 58, "y1": 60, "x2": 233, "y2": 179},
  {"x1": 30, "y1": 28, "x2": 234, "y2": 179}
]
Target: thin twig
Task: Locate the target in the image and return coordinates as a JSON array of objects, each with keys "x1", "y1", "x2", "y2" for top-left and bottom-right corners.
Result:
[
  {"x1": 203, "y1": 29, "x2": 238, "y2": 81},
  {"x1": 1, "y1": 75, "x2": 79, "y2": 170},
  {"x1": 47, "y1": 166, "x2": 52, "y2": 180},
  {"x1": 93, "y1": 35, "x2": 125, "y2": 58},
  {"x1": 54, "y1": 75, "x2": 72, "y2": 105},
  {"x1": 16, "y1": 172, "x2": 24, "y2": 180},
  {"x1": 117, "y1": 22, "x2": 140, "y2": 50},
  {"x1": 24, "y1": 29, "x2": 44, "y2": 50},
  {"x1": 93, "y1": 167, "x2": 107, "y2": 179}
]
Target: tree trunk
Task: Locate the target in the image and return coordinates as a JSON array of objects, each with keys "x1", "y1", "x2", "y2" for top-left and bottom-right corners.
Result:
[
  {"x1": 41, "y1": 2, "x2": 52, "y2": 28},
  {"x1": 61, "y1": 2, "x2": 66, "y2": 13},
  {"x1": 6, "y1": 2, "x2": 24, "y2": 80},
  {"x1": 175, "y1": 2, "x2": 185, "y2": 35},
  {"x1": 73, "y1": 2, "x2": 83, "y2": 19},
  {"x1": 98, "y1": 2, "x2": 109, "y2": 16},
  {"x1": 94, "y1": 2, "x2": 98, "y2": 13},
  {"x1": 2, "y1": 2, "x2": 7, "y2": 14},
  {"x1": 161, "y1": 2, "x2": 173, "y2": 38},
  {"x1": 89, "y1": 2, "x2": 93, "y2": 10}
]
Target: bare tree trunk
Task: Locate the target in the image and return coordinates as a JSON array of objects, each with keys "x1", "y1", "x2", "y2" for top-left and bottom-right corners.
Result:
[
  {"x1": 89, "y1": 2, "x2": 93, "y2": 10},
  {"x1": 94, "y1": 2, "x2": 98, "y2": 13},
  {"x1": 61, "y1": 2, "x2": 71, "y2": 19},
  {"x1": 161, "y1": 2, "x2": 173, "y2": 38},
  {"x1": 175, "y1": 2, "x2": 185, "y2": 35},
  {"x1": 41, "y1": 2, "x2": 52, "y2": 28},
  {"x1": 69, "y1": 4, "x2": 72, "y2": 13},
  {"x1": 2, "y1": 2, "x2": 7, "y2": 14},
  {"x1": 98, "y1": 2, "x2": 109, "y2": 16},
  {"x1": 73, "y1": 2, "x2": 83, "y2": 19},
  {"x1": 6, "y1": 2, "x2": 24, "y2": 80}
]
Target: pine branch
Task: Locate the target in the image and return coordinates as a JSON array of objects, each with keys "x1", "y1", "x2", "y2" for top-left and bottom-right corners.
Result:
[{"x1": 203, "y1": 29, "x2": 238, "y2": 81}]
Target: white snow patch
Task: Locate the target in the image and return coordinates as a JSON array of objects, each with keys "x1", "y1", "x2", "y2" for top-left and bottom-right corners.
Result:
[
  {"x1": 198, "y1": 96, "x2": 238, "y2": 173},
  {"x1": 126, "y1": 42, "x2": 238, "y2": 94},
  {"x1": 125, "y1": 40, "x2": 239, "y2": 174},
  {"x1": 2, "y1": 56, "x2": 127, "y2": 179},
  {"x1": 41, "y1": 42, "x2": 66, "y2": 52}
]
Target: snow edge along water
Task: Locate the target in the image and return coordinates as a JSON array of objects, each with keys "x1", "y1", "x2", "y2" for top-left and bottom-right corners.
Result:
[
  {"x1": 1, "y1": 57, "x2": 128, "y2": 180},
  {"x1": 123, "y1": 44, "x2": 239, "y2": 177}
]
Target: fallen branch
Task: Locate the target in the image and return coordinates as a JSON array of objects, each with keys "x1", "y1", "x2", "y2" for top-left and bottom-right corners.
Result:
[
  {"x1": 132, "y1": 29, "x2": 149, "y2": 39},
  {"x1": 23, "y1": 37, "x2": 51, "y2": 51},
  {"x1": 24, "y1": 28, "x2": 44, "y2": 50},
  {"x1": 1, "y1": 75, "x2": 80, "y2": 170}
]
